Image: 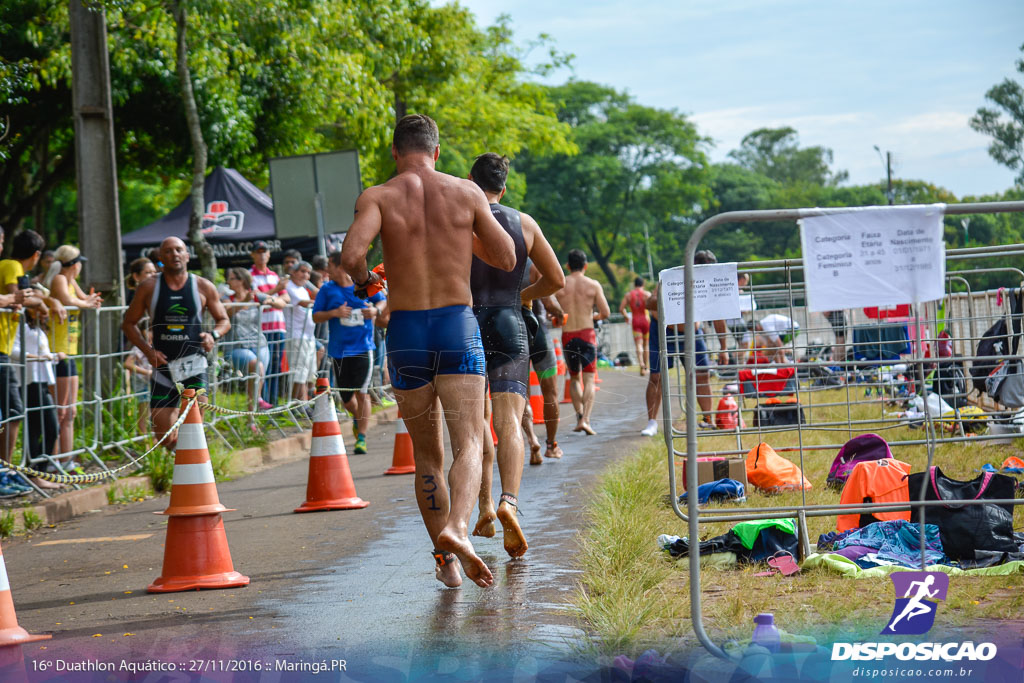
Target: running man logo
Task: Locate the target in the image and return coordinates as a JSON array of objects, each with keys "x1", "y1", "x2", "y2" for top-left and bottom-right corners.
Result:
[
  {"x1": 201, "y1": 200, "x2": 245, "y2": 234},
  {"x1": 881, "y1": 571, "x2": 949, "y2": 635}
]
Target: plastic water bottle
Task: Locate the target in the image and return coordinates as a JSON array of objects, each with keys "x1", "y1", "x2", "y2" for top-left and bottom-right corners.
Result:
[{"x1": 752, "y1": 613, "x2": 781, "y2": 653}]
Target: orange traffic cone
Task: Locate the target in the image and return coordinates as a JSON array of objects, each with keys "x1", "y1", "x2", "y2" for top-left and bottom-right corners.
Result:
[
  {"x1": 551, "y1": 335, "x2": 566, "y2": 377},
  {"x1": 385, "y1": 409, "x2": 416, "y2": 475},
  {"x1": 0, "y1": 540, "x2": 49, "y2": 646},
  {"x1": 595, "y1": 366, "x2": 603, "y2": 386},
  {"x1": 158, "y1": 391, "x2": 229, "y2": 517},
  {"x1": 295, "y1": 378, "x2": 369, "y2": 512},
  {"x1": 528, "y1": 371, "x2": 545, "y2": 425},
  {"x1": 148, "y1": 390, "x2": 249, "y2": 593},
  {"x1": 561, "y1": 374, "x2": 573, "y2": 404}
]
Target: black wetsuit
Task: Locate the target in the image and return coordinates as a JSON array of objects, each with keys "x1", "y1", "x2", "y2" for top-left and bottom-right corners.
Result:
[
  {"x1": 148, "y1": 273, "x2": 207, "y2": 409},
  {"x1": 470, "y1": 203, "x2": 529, "y2": 397},
  {"x1": 520, "y1": 258, "x2": 556, "y2": 378}
]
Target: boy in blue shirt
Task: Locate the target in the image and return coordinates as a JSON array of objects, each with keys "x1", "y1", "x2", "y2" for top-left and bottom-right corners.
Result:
[{"x1": 312, "y1": 252, "x2": 387, "y2": 454}]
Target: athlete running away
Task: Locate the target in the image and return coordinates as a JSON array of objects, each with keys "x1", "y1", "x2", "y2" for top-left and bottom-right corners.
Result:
[
  {"x1": 466, "y1": 153, "x2": 563, "y2": 559},
  {"x1": 555, "y1": 250, "x2": 611, "y2": 435},
  {"x1": 340, "y1": 114, "x2": 515, "y2": 589}
]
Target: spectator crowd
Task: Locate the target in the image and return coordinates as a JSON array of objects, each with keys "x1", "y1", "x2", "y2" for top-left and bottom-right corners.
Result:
[{"x1": 0, "y1": 229, "x2": 394, "y2": 498}]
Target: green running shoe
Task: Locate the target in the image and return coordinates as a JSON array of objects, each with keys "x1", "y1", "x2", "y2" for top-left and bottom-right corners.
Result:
[{"x1": 354, "y1": 434, "x2": 367, "y2": 455}]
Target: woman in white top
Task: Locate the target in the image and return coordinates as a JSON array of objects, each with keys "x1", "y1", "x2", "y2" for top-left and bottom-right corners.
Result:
[
  {"x1": 284, "y1": 261, "x2": 318, "y2": 402},
  {"x1": 12, "y1": 309, "x2": 64, "y2": 487}
]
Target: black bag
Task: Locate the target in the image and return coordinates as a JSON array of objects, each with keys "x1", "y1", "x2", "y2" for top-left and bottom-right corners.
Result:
[
  {"x1": 908, "y1": 466, "x2": 1018, "y2": 561},
  {"x1": 971, "y1": 288, "x2": 1023, "y2": 394},
  {"x1": 931, "y1": 360, "x2": 968, "y2": 408},
  {"x1": 753, "y1": 401, "x2": 804, "y2": 427}
]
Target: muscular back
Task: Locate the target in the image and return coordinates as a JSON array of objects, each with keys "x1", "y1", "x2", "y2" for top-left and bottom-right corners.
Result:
[
  {"x1": 557, "y1": 272, "x2": 609, "y2": 332},
  {"x1": 374, "y1": 169, "x2": 490, "y2": 311}
]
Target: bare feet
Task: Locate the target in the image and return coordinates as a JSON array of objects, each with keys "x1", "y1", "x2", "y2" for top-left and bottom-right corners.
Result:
[
  {"x1": 544, "y1": 440, "x2": 563, "y2": 459},
  {"x1": 434, "y1": 551, "x2": 463, "y2": 588},
  {"x1": 529, "y1": 440, "x2": 542, "y2": 466},
  {"x1": 497, "y1": 496, "x2": 528, "y2": 558},
  {"x1": 436, "y1": 528, "x2": 494, "y2": 588},
  {"x1": 574, "y1": 418, "x2": 596, "y2": 436},
  {"x1": 472, "y1": 508, "x2": 497, "y2": 538}
]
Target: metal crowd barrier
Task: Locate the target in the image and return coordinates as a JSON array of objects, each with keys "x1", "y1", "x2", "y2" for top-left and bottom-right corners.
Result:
[
  {"x1": 0, "y1": 286, "x2": 393, "y2": 499},
  {"x1": 657, "y1": 200, "x2": 1024, "y2": 659}
]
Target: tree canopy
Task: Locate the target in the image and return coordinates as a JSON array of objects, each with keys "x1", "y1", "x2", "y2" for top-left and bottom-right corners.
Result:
[
  {"x1": 971, "y1": 42, "x2": 1024, "y2": 186},
  {"x1": 1, "y1": 3, "x2": 1022, "y2": 294}
]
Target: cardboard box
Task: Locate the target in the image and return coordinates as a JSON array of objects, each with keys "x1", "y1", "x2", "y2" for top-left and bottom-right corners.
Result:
[{"x1": 679, "y1": 457, "x2": 748, "y2": 491}]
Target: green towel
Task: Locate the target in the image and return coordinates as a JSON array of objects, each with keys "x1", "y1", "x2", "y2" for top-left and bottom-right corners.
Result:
[
  {"x1": 802, "y1": 553, "x2": 1024, "y2": 578},
  {"x1": 732, "y1": 518, "x2": 796, "y2": 549}
]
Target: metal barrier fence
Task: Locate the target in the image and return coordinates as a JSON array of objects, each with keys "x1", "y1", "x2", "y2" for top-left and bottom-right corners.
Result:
[
  {"x1": 0, "y1": 295, "x2": 392, "y2": 498},
  {"x1": 658, "y1": 201, "x2": 1024, "y2": 659}
]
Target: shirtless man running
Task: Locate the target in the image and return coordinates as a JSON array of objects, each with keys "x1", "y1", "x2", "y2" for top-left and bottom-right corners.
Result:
[
  {"x1": 340, "y1": 115, "x2": 516, "y2": 589},
  {"x1": 465, "y1": 153, "x2": 563, "y2": 559},
  {"x1": 555, "y1": 250, "x2": 610, "y2": 435}
]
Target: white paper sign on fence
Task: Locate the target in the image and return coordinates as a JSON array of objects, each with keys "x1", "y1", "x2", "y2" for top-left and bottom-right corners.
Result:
[
  {"x1": 659, "y1": 262, "x2": 741, "y2": 325},
  {"x1": 800, "y1": 204, "x2": 946, "y2": 313}
]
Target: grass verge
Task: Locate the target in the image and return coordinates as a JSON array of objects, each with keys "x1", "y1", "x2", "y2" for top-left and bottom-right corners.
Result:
[{"x1": 573, "y1": 387, "x2": 1024, "y2": 658}]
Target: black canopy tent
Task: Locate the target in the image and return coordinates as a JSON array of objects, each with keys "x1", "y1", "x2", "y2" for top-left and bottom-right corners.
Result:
[{"x1": 121, "y1": 166, "x2": 342, "y2": 268}]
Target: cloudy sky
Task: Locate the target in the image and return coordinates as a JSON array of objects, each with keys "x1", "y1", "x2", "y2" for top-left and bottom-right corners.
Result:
[{"x1": 456, "y1": 0, "x2": 1022, "y2": 198}]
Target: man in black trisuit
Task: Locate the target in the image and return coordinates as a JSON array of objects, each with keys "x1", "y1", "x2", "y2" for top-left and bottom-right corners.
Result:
[
  {"x1": 468, "y1": 153, "x2": 564, "y2": 559},
  {"x1": 122, "y1": 237, "x2": 230, "y2": 451},
  {"x1": 520, "y1": 260, "x2": 565, "y2": 464}
]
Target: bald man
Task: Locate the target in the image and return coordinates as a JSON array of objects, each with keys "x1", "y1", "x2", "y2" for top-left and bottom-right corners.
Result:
[{"x1": 122, "y1": 237, "x2": 230, "y2": 450}]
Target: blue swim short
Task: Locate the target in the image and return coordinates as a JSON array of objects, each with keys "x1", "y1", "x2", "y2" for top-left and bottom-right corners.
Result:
[
  {"x1": 649, "y1": 325, "x2": 708, "y2": 374},
  {"x1": 387, "y1": 305, "x2": 486, "y2": 391}
]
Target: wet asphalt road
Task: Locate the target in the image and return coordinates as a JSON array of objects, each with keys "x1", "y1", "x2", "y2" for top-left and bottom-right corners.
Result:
[{"x1": 5, "y1": 370, "x2": 653, "y2": 680}]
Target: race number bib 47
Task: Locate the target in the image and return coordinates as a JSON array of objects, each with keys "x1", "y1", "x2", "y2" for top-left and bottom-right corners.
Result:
[{"x1": 167, "y1": 354, "x2": 208, "y2": 383}]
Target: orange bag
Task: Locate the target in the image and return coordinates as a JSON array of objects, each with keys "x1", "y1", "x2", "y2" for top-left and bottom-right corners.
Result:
[
  {"x1": 745, "y1": 443, "x2": 812, "y2": 493},
  {"x1": 715, "y1": 395, "x2": 745, "y2": 430}
]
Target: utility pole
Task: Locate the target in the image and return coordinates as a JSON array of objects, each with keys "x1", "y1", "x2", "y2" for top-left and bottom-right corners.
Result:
[
  {"x1": 70, "y1": 0, "x2": 123, "y2": 401},
  {"x1": 885, "y1": 151, "x2": 894, "y2": 205},
  {"x1": 70, "y1": 0, "x2": 123, "y2": 303},
  {"x1": 642, "y1": 221, "x2": 655, "y2": 281},
  {"x1": 874, "y1": 145, "x2": 895, "y2": 205}
]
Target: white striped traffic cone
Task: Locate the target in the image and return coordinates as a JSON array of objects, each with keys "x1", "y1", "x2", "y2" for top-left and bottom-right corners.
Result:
[
  {"x1": 148, "y1": 389, "x2": 249, "y2": 593},
  {"x1": 158, "y1": 393, "x2": 229, "y2": 517},
  {"x1": 295, "y1": 378, "x2": 368, "y2": 511},
  {"x1": 0, "y1": 539, "x2": 49, "y2": 646},
  {"x1": 528, "y1": 371, "x2": 545, "y2": 425}
]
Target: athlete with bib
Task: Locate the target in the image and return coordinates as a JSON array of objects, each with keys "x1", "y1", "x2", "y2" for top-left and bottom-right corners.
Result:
[{"x1": 122, "y1": 237, "x2": 230, "y2": 451}]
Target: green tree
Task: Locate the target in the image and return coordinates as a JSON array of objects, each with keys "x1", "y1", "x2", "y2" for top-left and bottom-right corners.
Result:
[
  {"x1": 970, "y1": 42, "x2": 1024, "y2": 185},
  {"x1": 728, "y1": 126, "x2": 848, "y2": 186},
  {"x1": 346, "y1": 5, "x2": 575, "y2": 196},
  {"x1": 517, "y1": 81, "x2": 711, "y2": 296}
]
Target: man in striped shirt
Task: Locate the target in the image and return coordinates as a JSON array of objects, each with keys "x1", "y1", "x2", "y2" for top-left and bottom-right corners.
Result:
[{"x1": 249, "y1": 241, "x2": 290, "y2": 405}]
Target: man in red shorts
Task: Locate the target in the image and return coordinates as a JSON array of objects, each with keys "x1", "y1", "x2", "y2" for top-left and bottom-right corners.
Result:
[
  {"x1": 555, "y1": 249, "x2": 610, "y2": 435},
  {"x1": 620, "y1": 276, "x2": 651, "y2": 374}
]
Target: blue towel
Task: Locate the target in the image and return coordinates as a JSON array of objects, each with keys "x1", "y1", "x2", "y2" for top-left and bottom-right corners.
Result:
[{"x1": 679, "y1": 478, "x2": 746, "y2": 505}]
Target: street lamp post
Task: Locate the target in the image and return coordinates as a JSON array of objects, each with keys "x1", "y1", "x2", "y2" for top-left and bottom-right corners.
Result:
[{"x1": 873, "y1": 145, "x2": 895, "y2": 205}]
